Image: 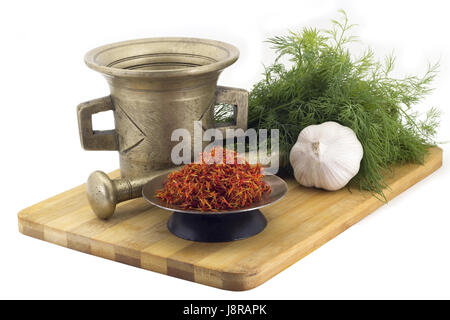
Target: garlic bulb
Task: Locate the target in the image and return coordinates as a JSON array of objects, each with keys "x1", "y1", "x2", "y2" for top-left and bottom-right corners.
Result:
[{"x1": 289, "y1": 121, "x2": 363, "y2": 191}]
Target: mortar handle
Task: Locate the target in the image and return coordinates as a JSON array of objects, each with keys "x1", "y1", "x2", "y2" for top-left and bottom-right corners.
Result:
[
  {"x1": 214, "y1": 86, "x2": 248, "y2": 132},
  {"x1": 77, "y1": 96, "x2": 118, "y2": 151}
]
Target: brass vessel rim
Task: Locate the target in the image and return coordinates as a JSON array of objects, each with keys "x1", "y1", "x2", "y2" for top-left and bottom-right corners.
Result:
[{"x1": 84, "y1": 37, "x2": 240, "y2": 79}]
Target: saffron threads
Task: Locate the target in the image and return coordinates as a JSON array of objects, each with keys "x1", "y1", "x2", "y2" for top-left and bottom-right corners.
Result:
[{"x1": 156, "y1": 147, "x2": 271, "y2": 211}]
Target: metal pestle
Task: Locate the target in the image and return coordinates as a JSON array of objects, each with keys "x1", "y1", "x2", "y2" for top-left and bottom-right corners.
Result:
[{"x1": 86, "y1": 168, "x2": 175, "y2": 220}]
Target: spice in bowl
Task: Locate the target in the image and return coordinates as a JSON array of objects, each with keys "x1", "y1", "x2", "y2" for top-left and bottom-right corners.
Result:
[{"x1": 155, "y1": 147, "x2": 271, "y2": 211}]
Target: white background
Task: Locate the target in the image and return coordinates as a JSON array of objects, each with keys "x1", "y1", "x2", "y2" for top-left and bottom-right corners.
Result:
[{"x1": 1, "y1": 0, "x2": 449, "y2": 299}]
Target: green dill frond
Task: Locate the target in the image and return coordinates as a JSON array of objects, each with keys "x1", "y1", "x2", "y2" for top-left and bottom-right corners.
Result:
[{"x1": 247, "y1": 10, "x2": 440, "y2": 198}]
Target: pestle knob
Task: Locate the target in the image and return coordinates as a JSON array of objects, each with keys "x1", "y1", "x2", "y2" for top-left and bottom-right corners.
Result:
[
  {"x1": 86, "y1": 171, "x2": 120, "y2": 219},
  {"x1": 86, "y1": 171, "x2": 143, "y2": 220},
  {"x1": 86, "y1": 168, "x2": 176, "y2": 219}
]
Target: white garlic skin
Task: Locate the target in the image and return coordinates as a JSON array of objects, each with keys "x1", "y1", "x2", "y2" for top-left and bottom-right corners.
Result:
[{"x1": 289, "y1": 121, "x2": 363, "y2": 191}]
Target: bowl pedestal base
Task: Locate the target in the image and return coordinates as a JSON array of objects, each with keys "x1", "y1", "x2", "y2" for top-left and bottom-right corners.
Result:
[{"x1": 167, "y1": 210, "x2": 267, "y2": 242}]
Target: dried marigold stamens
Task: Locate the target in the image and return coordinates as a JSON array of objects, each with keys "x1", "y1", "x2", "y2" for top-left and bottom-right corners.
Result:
[{"x1": 155, "y1": 147, "x2": 271, "y2": 212}]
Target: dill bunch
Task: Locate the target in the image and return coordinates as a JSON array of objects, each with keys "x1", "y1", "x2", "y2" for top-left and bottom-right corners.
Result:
[{"x1": 247, "y1": 10, "x2": 440, "y2": 198}]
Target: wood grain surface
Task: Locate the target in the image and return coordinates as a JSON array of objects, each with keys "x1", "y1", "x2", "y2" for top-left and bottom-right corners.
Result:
[{"x1": 17, "y1": 147, "x2": 443, "y2": 291}]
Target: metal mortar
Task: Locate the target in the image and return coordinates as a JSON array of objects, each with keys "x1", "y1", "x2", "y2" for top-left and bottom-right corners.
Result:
[{"x1": 77, "y1": 38, "x2": 248, "y2": 219}]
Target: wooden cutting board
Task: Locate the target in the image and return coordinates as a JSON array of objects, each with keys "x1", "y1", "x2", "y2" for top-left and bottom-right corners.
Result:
[{"x1": 18, "y1": 147, "x2": 442, "y2": 291}]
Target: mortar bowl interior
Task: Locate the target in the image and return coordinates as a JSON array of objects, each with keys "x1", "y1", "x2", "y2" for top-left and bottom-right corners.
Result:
[{"x1": 84, "y1": 37, "x2": 240, "y2": 78}]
